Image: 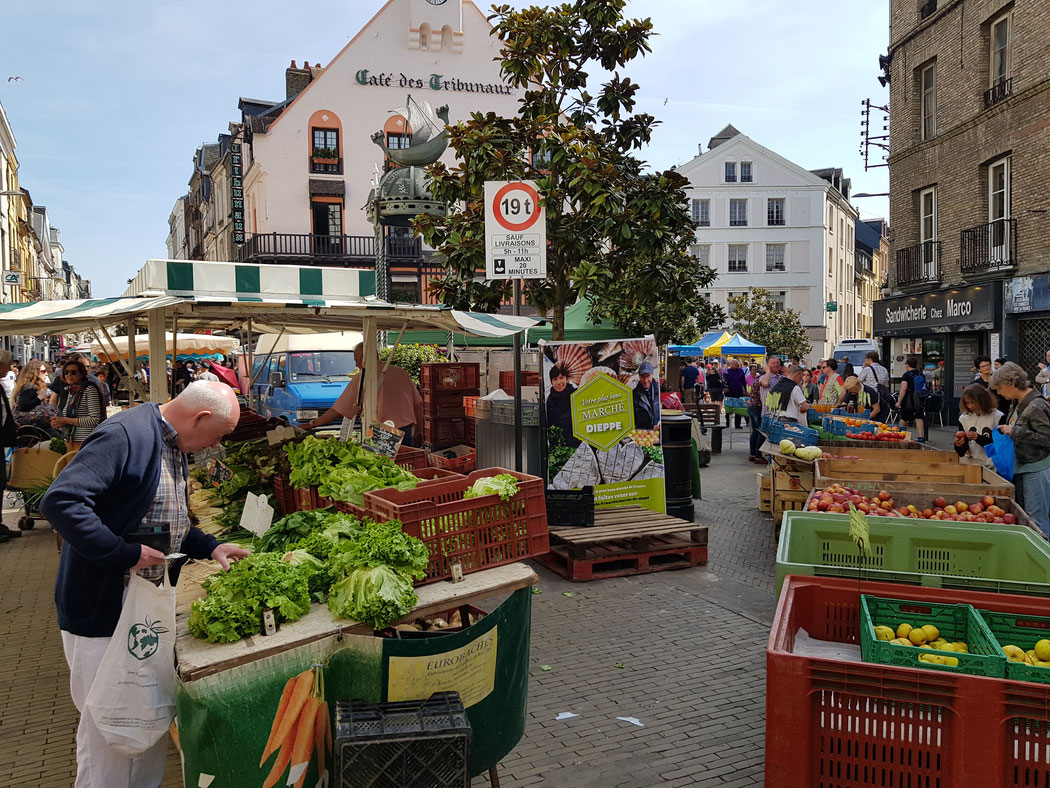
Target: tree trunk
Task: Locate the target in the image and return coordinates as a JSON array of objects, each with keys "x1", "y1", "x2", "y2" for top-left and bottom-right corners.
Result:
[{"x1": 552, "y1": 301, "x2": 566, "y2": 341}]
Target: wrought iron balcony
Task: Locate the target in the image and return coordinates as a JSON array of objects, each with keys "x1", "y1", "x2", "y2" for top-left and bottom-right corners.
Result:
[
  {"x1": 984, "y1": 78, "x2": 1012, "y2": 108},
  {"x1": 961, "y1": 218, "x2": 1016, "y2": 276},
  {"x1": 235, "y1": 233, "x2": 423, "y2": 265},
  {"x1": 920, "y1": 0, "x2": 937, "y2": 18},
  {"x1": 895, "y1": 241, "x2": 941, "y2": 288}
]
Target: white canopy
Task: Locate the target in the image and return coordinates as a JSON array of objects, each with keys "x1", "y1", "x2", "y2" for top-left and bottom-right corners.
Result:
[{"x1": 90, "y1": 332, "x2": 240, "y2": 362}]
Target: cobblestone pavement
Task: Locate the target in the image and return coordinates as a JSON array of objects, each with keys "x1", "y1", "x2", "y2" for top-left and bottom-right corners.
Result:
[{"x1": 0, "y1": 426, "x2": 778, "y2": 787}]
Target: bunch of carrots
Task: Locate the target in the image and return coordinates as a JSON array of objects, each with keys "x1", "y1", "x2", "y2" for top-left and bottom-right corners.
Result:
[{"x1": 260, "y1": 666, "x2": 332, "y2": 788}]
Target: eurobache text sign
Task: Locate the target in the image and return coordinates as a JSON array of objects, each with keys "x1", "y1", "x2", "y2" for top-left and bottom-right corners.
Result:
[
  {"x1": 355, "y1": 69, "x2": 514, "y2": 94},
  {"x1": 873, "y1": 284, "x2": 1000, "y2": 336}
]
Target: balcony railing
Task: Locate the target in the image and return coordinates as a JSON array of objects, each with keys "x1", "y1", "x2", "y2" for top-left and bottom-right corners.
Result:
[
  {"x1": 961, "y1": 218, "x2": 1016, "y2": 276},
  {"x1": 309, "y1": 156, "x2": 343, "y2": 174},
  {"x1": 235, "y1": 233, "x2": 423, "y2": 265},
  {"x1": 919, "y1": 0, "x2": 937, "y2": 19},
  {"x1": 984, "y1": 78, "x2": 1013, "y2": 108},
  {"x1": 895, "y1": 240, "x2": 941, "y2": 288}
]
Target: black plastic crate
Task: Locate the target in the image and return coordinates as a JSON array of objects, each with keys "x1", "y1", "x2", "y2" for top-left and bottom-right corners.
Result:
[
  {"x1": 334, "y1": 691, "x2": 471, "y2": 788},
  {"x1": 546, "y1": 486, "x2": 595, "y2": 527}
]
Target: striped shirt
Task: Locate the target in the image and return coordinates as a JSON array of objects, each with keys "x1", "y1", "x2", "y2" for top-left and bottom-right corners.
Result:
[
  {"x1": 137, "y1": 415, "x2": 191, "y2": 582},
  {"x1": 67, "y1": 385, "x2": 103, "y2": 443}
]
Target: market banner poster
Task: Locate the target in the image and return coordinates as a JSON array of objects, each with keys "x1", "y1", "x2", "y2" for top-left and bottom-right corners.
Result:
[
  {"x1": 541, "y1": 337, "x2": 666, "y2": 514},
  {"x1": 175, "y1": 588, "x2": 531, "y2": 786}
]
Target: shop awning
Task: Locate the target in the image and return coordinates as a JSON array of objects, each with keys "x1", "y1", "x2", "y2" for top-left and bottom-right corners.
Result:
[
  {"x1": 720, "y1": 334, "x2": 766, "y2": 357},
  {"x1": 0, "y1": 296, "x2": 185, "y2": 336},
  {"x1": 669, "y1": 330, "x2": 733, "y2": 356}
]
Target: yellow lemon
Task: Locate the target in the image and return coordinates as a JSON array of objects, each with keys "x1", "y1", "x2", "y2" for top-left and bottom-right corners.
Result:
[
  {"x1": 874, "y1": 626, "x2": 895, "y2": 642},
  {"x1": 1035, "y1": 640, "x2": 1050, "y2": 661},
  {"x1": 897, "y1": 623, "x2": 913, "y2": 639},
  {"x1": 921, "y1": 625, "x2": 940, "y2": 642},
  {"x1": 908, "y1": 628, "x2": 928, "y2": 646},
  {"x1": 954, "y1": 642, "x2": 969, "y2": 653}
]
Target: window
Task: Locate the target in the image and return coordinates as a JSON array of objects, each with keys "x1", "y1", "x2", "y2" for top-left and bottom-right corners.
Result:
[
  {"x1": 828, "y1": 206, "x2": 834, "y2": 230},
  {"x1": 990, "y1": 13, "x2": 1011, "y2": 87},
  {"x1": 767, "y1": 198, "x2": 785, "y2": 226},
  {"x1": 729, "y1": 199, "x2": 747, "y2": 226},
  {"x1": 699, "y1": 292, "x2": 712, "y2": 302},
  {"x1": 725, "y1": 162, "x2": 736, "y2": 183},
  {"x1": 989, "y1": 157, "x2": 1010, "y2": 222},
  {"x1": 772, "y1": 291, "x2": 787, "y2": 311},
  {"x1": 690, "y1": 244, "x2": 711, "y2": 267},
  {"x1": 691, "y1": 198, "x2": 710, "y2": 226},
  {"x1": 312, "y1": 128, "x2": 339, "y2": 156},
  {"x1": 766, "y1": 244, "x2": 786, "y2": 272},
  {"x1": 921, "y1": 63, "x2": 936, "y2": 140},
  {"x1": 728, "y1": 244, "x2": 748, "y2": 272},
  {"x1": 740, "y1": 162, "x2": 753, "y2": 183},
  {"x1": 386, "y1": 132, "x2": 411, "y2": 150},
  {"x1": 828, "y1": 247, "x2": 834, "y2": 276},
  {"x1": 920, "y1": 187, "x2": 937, "y2": 243}
]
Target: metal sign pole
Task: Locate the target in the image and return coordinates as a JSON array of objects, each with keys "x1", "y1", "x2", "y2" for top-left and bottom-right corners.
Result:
[{"x1": 513, "y1": 280, "x2": 522, "y2": 472}]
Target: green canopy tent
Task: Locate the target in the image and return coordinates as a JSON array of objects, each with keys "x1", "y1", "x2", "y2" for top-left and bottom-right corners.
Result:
[{"x1": 399, "y1": 296, "x2": 622, "y2": 347}]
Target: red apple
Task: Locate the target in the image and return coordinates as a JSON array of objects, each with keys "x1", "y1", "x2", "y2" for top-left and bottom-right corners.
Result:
[
  {"x1": 993, "y1": 517, "x2": 1005, "y2": 523},
  {"x1": 817, "y1": 499, "x2": 830, "y2": 511},
  {"x1": 969, "y1": 504, "x2": 984, "y2": 515},
  {"x1": 878, "y1": 490, "x2": 891, "y2": 501},
  {"x1": 922, "y1": 508, "x2": 934, "y2": 518},
  {"x1": 829, "y1": 504, "x2": 845, "y2": 513},
  {"x1": 933, "y1": 497, "x2": 947, "y2": 508},
  {"x1": 859, "y1": 503, "x2": 871, "y2": 513},
  {"x1": 982, "y1": 495, "x2": 996, "y2": 507},
  {"x1": 1003, "y1": 513, "x2": 1016, "y2": 524}
]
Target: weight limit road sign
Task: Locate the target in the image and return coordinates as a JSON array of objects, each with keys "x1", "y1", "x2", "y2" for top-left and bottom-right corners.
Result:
[{"x1": 484, "y1": 180, "x2": 546, "y2": 279}]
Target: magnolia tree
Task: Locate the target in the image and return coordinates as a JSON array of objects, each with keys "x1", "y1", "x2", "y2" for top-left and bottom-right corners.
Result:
[
  {"x1": 415, "y1": 0, "x2": 722, "y2": 344},
  {"x1": 728, "y1": 287, "x2": 812, "y2": 359}
]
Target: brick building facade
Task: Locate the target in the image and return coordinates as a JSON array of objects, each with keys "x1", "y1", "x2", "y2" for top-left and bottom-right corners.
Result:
[{"x1": 877, "y1": 0, "x2": 1050, "y2": 409}]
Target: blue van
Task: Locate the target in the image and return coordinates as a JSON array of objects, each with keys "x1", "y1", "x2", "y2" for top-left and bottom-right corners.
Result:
[{"x1": 249, "y1": 332, "x2": 362, "y2": 425}]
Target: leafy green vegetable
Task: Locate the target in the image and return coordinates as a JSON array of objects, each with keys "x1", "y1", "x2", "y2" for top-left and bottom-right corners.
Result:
[
  {"x1": 49, "y1": 436, "x2": 67, "y2": 454},
  {"x1": 332, "y1": 518, "x2": 429, "y2": 580},
  {"x1": 187, "y1": 552, "x2": 311, "y2": 643},
  {"x1": 464, "y1": 473, "x2": 520, "y2": 501},
  {"x1": 282, "y1": 549, "x2": 334, "y2": 597},
  {"x1": 258, "y1": 509, "x2": 350, "y2": 553},
  {"x1": 547, "y1": 426, "x2": 574, "y2": 480},
  {"x1": 327, "y1": 565, "x2": 418, "y2": 629},
  {"x1": 286, "y1": 435, "x2": 419, "y2": 504},
  {"x1": 642, "y1": 446, "x2": 663, "y2": 464}
]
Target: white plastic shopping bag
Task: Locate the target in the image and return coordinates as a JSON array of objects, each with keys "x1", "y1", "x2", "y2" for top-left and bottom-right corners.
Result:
[{"x1": 84, "y1": 571, "x2": 177, "y2": 756}]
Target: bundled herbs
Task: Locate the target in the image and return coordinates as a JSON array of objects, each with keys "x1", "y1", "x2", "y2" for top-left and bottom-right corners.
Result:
[{"x1": 187, "y1": 552, "x2": 311, "y2": 643}]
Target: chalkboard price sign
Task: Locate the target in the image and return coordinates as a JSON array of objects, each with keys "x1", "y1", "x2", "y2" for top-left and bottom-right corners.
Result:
[
  {"x1": 209, "y1": 460, "x2": 234, "y2": 486},
  {"x1": 363, "y1": 421, "x2": 404, "y2": 458}
]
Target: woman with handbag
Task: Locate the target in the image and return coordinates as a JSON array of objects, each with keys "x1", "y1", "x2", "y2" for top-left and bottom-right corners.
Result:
[
  {"x1": 50, "y1": 359, "x2": 105, "y2": 452},
  {"x1": 991, "y1": 362, "x2": 1050, "y2": 538},
  {"x1": 13, "y1": 361, "x2": 58, "y2": 432}
]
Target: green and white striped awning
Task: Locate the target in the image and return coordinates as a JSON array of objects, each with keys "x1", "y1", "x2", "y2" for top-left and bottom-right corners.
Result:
[{"x1": 0, "y1": 296, "x2": 185, "y2": 336}]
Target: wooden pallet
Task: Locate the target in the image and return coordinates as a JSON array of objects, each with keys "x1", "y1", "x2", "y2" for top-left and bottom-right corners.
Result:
[{"x1": 536, "y1": 506, "x2": 708, "y2": 581}]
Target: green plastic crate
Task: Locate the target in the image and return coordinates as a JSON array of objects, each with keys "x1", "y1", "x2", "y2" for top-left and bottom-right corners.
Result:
[
  {"x1": 775, "y1": 512, "x2": 1050, "y2": 598},
  {"x1": 860, "y1": 594, "x2": 1006, "y2": 677},
  {"x1": 977, "y1": 608, "x2": 1050, "y2": 685}
]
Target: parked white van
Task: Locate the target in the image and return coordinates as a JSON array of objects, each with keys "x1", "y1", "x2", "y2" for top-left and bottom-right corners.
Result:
[{"x1": 832, "y1": 338, "x2": 880, "y2": 368}]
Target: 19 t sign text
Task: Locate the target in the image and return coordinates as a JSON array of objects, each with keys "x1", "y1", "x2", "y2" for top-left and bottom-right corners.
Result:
[{"x1": 484, "y1": 180, "x2": 547, "y2": 280}]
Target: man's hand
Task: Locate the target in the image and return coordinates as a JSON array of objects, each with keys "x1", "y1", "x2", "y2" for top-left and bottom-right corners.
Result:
[
  {"x1": 999, "y1": 425, "x2": 1013, "y2": 435},
  {"x1": 212, "y1": 543, "x2": 250, "y2": 570},
  {"x1": 132, "y1": 544, "x2": 166, "y2": 570}
]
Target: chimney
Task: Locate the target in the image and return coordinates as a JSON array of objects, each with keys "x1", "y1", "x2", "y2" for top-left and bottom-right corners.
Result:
[
  {"x1": 697, "y1": 143, "x2": 703, "y2": 156},
  {"x1": 286, "y1": 61, "x2": 313, "y2": 100}
]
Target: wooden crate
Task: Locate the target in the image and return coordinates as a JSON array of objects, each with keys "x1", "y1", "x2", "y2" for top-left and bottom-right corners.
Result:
[
  {"x1": 772, "y1": 489, "x2": 810, "y2": 524},
  {"x1": 815, "y1": 457, "x2": 1000, "y2": 485},
  {"x1": 758, "y1": 472, "x2": 772, "y2": 513},
  {"x1": 813, "y1": 472, "x2": 1016, "y2": 502},
  {"x1": 772, "y1": 463, "x2": 814, "y2": 493}
]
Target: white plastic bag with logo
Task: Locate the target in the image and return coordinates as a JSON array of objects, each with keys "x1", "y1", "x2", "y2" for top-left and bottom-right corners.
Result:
[{"x1": 84, "y1": 571, "x2": 177, "y2": 755}]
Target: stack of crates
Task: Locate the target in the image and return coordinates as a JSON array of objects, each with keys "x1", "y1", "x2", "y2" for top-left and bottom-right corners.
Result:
[{"x1": 419, "y1": 363, "x2": 480, "y2": 453}]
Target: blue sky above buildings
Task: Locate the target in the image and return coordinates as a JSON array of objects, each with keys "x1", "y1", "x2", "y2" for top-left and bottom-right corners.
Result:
[{"x1": 1, "y1": 0, "x2": 889, "y2": 297}]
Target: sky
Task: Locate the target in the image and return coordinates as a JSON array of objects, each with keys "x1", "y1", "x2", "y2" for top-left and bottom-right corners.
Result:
[{"x1": 1, "y1": 0, "x2": 889, "y2": 298}]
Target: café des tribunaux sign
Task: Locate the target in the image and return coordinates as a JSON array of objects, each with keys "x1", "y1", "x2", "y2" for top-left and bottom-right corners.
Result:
[{"x1": 874, "y1": 283, "x2": 1001, "y2": 337}]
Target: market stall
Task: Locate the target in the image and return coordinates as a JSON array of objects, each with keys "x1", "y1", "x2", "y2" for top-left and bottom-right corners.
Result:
[{"x1": 89, "y1": 331, "x2": 239, "y2": 362}]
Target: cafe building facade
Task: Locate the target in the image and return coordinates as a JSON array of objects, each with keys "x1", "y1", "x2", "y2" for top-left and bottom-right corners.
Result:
[{"x1": 873, "y1": 281, "x2": 1003, "y2": 417}]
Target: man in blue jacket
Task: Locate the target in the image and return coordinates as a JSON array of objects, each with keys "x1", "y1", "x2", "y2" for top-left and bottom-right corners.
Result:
[{"x1": 41, "y1": 380, "x2": 249, "y2": 787}]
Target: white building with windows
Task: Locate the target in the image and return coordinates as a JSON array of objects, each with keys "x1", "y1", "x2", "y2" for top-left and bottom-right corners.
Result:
[{"x1": 675, "y1": 126, "x2": 860, "y2": 359}]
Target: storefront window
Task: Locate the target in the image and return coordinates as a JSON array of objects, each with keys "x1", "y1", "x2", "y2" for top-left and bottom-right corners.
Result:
[{"x1": 952, "y1": 335, "x2": 980, "y2": 398}]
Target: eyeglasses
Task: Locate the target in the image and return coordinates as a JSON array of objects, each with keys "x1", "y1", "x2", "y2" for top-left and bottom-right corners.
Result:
[{"x1": 63, "y1": 370, "x2": 81, "y2": 378}]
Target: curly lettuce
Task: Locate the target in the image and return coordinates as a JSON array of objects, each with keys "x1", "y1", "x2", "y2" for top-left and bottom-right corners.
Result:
[{"x1": 327, "y1": 565, "x2": 417, "y2": 629}]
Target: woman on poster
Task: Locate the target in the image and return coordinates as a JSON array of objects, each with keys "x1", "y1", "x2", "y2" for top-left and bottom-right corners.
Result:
[
  {"x1": 632, "y1": 362, "x2": 661, "y2": 430},
  {"x1": 545, "y1": 365, "x2": 580, "y2": 447}
]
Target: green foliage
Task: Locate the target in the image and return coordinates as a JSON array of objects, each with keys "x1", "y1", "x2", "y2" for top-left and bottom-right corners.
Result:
[
  {"x1": 547, "y1": 426, "x2": 574, "y2": 480},
  {"x1": 464, "y1": 473, "x2": 520, "y2": 502},
  {"x1": 727, "y1": 287, "x2": 813, "y2": 359},
  {"x1": 379, "y1": 344, "x2": 446, "y2": 386},
  {"x1": 327, "y1": 565, "x2": 418, "y2": 630},
  {"x1": 258, "y1": 508, "x2": 350, "y2": 553},
  {"x1": 332, "y1": 518, "x2": 429, "y2": 581},
  {"x1": 187, "y1": 552, "x2": 311, "y2": 643},
  {"x1": 414, "y1": 0, "x2": 711, "y2": 342},
  {"x1": 284, "y1": 435, "x2": 419, "y2": 504}
]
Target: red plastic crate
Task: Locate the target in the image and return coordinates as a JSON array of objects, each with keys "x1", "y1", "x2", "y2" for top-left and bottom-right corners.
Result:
[
  {"x1": 462, "y1": 396, "x2": 480, "y2": 418},
  {"x1": 421, "y1": 415, "x2": 467, "y2": 445},
  {"x1": 498, "y1": 370, "x2": 540, "y2": 391},
  {"x1": 422, "y1": 390, "x2": 472, "y2": 419},
  {"x1": 428, "y1": 447, "x2": 476, "y2": 474},
  {"x1": 364, "y1": 467, "x2": 549, "y2": 584},
  {"x1": 420, "y1": 363, "x2": 480, "y2": 392},
  {"x1": 271, "y1": 476, "x2": 297, "y2": 516},
  {"x1": 768, "y1": 575, "x2": 1050, "y2": 787},
  {"x1": 394, "y1": 445, "x2": 429, "y2": 471},
  {"x1": 316, "y1": 468, "x2": 465, "y2": 516}
]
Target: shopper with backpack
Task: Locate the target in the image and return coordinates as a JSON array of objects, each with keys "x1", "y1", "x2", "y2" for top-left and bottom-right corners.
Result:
[{"x1": 897, "y1": 356, "x2": 927, "y2": 442}]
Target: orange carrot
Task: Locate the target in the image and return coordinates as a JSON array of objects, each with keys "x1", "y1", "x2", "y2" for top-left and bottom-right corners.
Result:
[
  {"x1": 269, "y1": 670, "x2": 314, "y2": 758},
  {"x1": 261, "y1": 714, "x2": 299, "y2": 788},
  {"x1": 260, "y1": 676, "x2": 296, "y2": 767},
  {"x1": 325, "y1": 705, "x2": 332, "y2": 751},
  {"x1": 313, "y1": 700, "x2": 328, "y2": 775},
  {"x1": 289, "y1": 696, "x2": 319, "y2": 788}
]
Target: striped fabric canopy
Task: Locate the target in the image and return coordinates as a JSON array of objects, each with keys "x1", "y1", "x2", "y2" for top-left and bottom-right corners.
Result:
[{"x1": 0, "y1": 296, "x2": 185, "y2": 336}]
